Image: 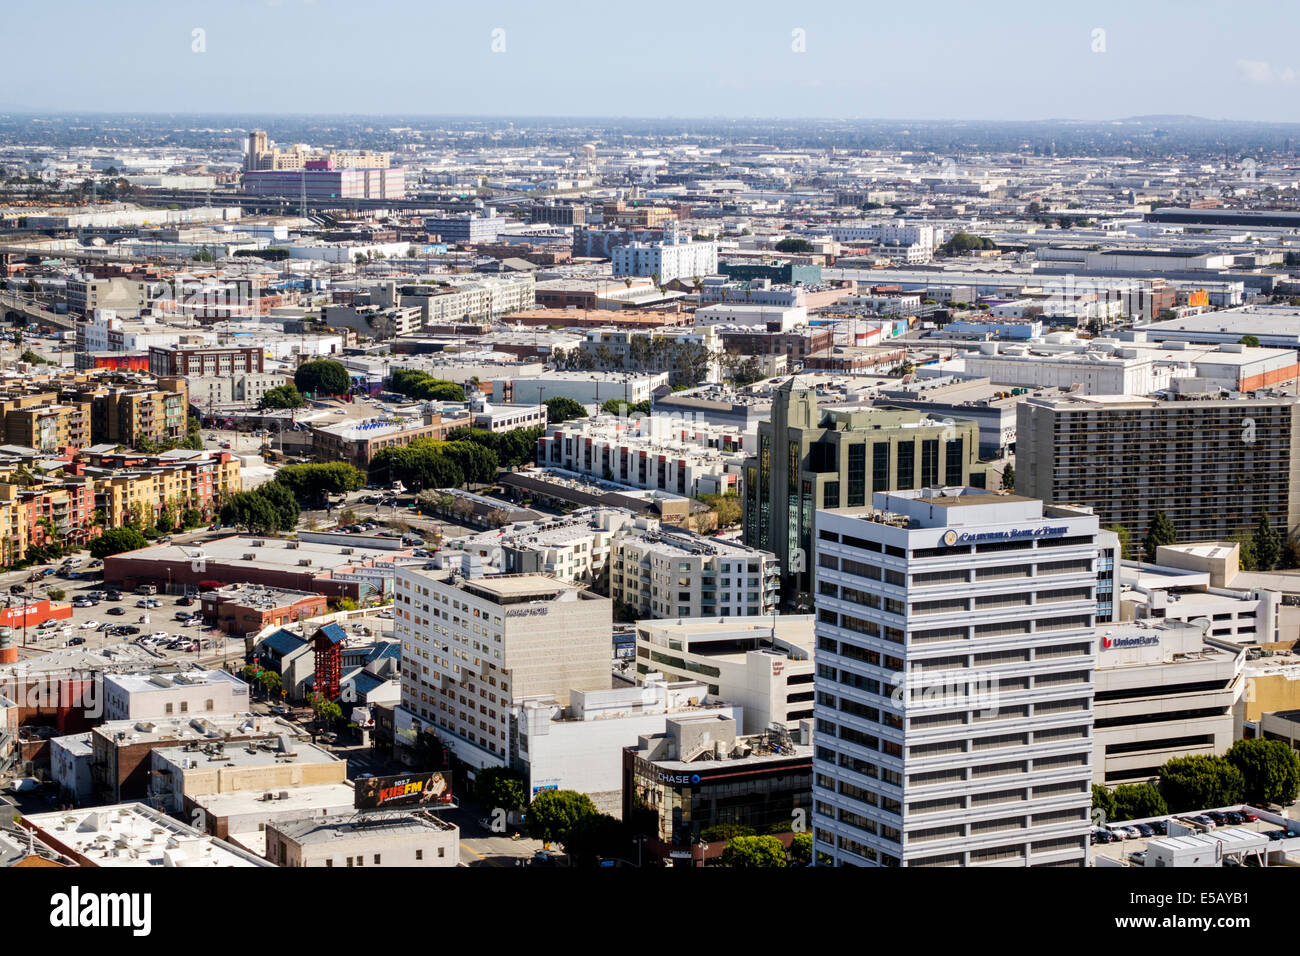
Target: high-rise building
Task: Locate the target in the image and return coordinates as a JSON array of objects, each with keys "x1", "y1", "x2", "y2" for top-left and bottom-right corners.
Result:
[
  {"x1": 392, "y1": 571, "x2": 612, "y2": 770},
  {"x1": 743, "y1": 378, "x2": 984, "y2": 606},
  {"x1": 1017, "y1": 392, "x2": 1300, "y2": 551},
  {"x1": 812, "y1": 488, "x2": 1099, "y2": 867}
]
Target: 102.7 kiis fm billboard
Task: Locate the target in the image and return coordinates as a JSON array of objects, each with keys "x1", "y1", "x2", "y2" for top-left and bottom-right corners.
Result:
[{"x1": 354, "y1": 771, "x2": 453, "y2": 810}]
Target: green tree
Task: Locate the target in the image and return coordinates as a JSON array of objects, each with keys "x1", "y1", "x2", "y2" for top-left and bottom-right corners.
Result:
[
  {"x1": 219, "y1": 490, "x2": 279, "y2": 534},
  {"x1": 273, "y1": 462, "x2": 365, "y2": 505},
  {"x1": 1239, "y1": 334, "x2": 1261, "y2": 347},
  {"x1": 181, "y1": 508, "x2": 203, "y2": 529},
  {"x1": 19, "y1": 349, "x2": 47, "y2": 365},
  {"x1": 940, "y1": 231, "x2": 998, "y2": 255},
  {"x1": 1000, "y1": 463, "x2": 1015, "y2": 492},
  {"x1": 1092, "y1": 783, "x2": 1117, "y2": 825},
  {"x1": 525, "y1": 789, "x2": 597, "y2": 844},
  {"x1": 564, "y1": 812, "x2": 632, "y2": 868},
  {"x1": 1112, "y1": 783, "x2": 1169, "y2": 821},
  {"x1": 259, "y1": 670, "x2": 283, "y2": 698},
  {"x1": 474, "y1": 767, "x2": 527, "y2": 812},
  {"x1": 1143, "y1": 510, "x2": 1177, "y2": 561},
  {"x1": 788, "y1": 832, "x2": 812, "y2": 866},
  {"x1": 1234, "y1": 529, "x2": 1260, "y2": 572},
  {"x1": 1226, "y1": 738, "x2": 1300, "y2": 806},
  {"x1": 258, "y1": 383, "x2": 307, "y2": 410},
  {"x1": 294, "y1": 360, "x2": 351, "y2": 397},
  {"x1": 1252, "y1": 510, "x2": 1283, "y2": 572},
  {"x1": 1158, "y1": 754, "x2": 1246, "y2": 813},
  {"x1": 45, "y1": 588, "x2": 66, "y2": 602},
  {"x1": 700, "y1": 823, "x2": 755, "y2": 842},
  {"x1": 720, "y1": 834, "x2": 788, "y2": 868},
  {"x1": 88, "y1": 526, "x2": 148, "y2": 559},
  {"x1": 543, "y1": 396, "x2": 588, "y2": 424},
  {"x1": 1107, "y1": 525, "x2": 1133, "y2": 560},
  {"x1": 774, "y1": 237, "x2": 814, "y2": 253}
]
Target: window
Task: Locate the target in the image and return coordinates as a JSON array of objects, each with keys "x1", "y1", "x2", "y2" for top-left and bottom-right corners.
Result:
[
  {"x1": 847, "y1": 444, "x2": 866, "y2": 507},
  {"x1": 374, "y1": 854, "x2": 381, "y2": 864}
]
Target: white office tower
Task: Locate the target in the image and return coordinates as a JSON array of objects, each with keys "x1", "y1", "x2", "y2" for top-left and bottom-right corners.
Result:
[{"x1": 812, "y1": 488, "x2": 1100, "y2": 867}]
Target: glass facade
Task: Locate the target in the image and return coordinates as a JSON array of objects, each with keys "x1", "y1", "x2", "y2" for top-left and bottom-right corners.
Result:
[{"x1": 626, "y1": 754, "x2": 812, "y2": 849}]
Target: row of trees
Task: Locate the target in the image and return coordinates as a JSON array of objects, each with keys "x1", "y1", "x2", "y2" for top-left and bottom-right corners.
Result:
[
  {"x1": 1115, "y1": 508, "x2": 1295, "y2": 569},
  {"x1": 218, "y1": 462, "x2": 366, "y2": 531},
  {"x1": 369, "y1": 437, "x2": 499, "y2": 492},
  {"x1": 219, "y1": 482, "x2": 300, "y2": 535},
  {"x1": 1092, "y1": 739, "x2": 1300, "y2": 822},
  {"x1": 553, "y1": 338, "x2": 715, "y2": 388},
  {"x1": 445, "y1": 425, "x2": 544, "y2": 470},
  {"x1": 388, "y1": 369, "x2": 465, "y2": 403},
  {"x1": 472, "y1": 769, "x2": 810, "y2": 867}
]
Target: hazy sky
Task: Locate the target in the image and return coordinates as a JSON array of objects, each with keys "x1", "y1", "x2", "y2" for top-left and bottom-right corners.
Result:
[{"x1": 7, "y1": 0, "x2": 1300, "y2": 121}]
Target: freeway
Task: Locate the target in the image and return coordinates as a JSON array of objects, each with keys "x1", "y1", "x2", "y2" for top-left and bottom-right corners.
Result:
[{"x1": 0, "y1": 290, "x2": 77, "y2": 332}]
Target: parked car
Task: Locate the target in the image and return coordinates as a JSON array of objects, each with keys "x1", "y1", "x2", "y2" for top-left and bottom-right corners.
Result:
[
  {"x1": 151, "y1": 631, "x2": 168, "y2": 641},
  {"x1": 1151, "y1": 820, "x2": 1168, "y2": 836},
  {"x1": 1134, "y1": 824, "x2": 1155, "y2": 838},
  {"x1": 1223, "y1": 811, "x2": 1244, "y2": 826},
  {"x1": 79, "y1": 620, "x2": 98, "y2": 630},
  {"x1": 105, "y1": 591, "x2": 122, "y2": 601},
  {"x1": 107, "y1": 606, "x2": 126, "y2": 616},
  {"x1": 1206, "y1": 811, "x2": 1228, "y2": 825},
  {"x1": 177, "y1": 596, "x2": 195, "y2": 606},
  {"x1": 1090, "y1": 827, "x2": 1116, "y2": 844},
  {"x1": 1241, "y1": 810, "x2": 1259, "y2": 823},
  {"x1": 1129, "y1": 851, "x2": 1147, "y2": 866},
  {"x1": 66, "y1": 637, "x2": 85, "y2": 646}
]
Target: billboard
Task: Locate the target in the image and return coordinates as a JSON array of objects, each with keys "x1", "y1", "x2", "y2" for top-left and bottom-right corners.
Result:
[{"x1": 354, "y1": 771, "x2": 453, "y2": 810}]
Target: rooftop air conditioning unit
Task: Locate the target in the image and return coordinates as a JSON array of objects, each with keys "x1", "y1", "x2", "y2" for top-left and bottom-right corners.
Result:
[
  {"x1": 252, "y1": 540, "x2": 265, "y2": 547},
  {"x1": 286, "y1": 541, "x2": 299, "y2": 549},
  {"x1": 297, "y1": 559, "x2": 311, "y2": 567},
  {"x1": 243, "y1": 553, "x2": 256, "y2": 561},
  {"x1": 341, "y1": 548, "x2": 354, "y2": 555}
]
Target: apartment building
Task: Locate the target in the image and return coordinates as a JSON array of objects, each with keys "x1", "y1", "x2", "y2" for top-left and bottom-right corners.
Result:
[
  {"x1": 744, "y1": 377, "x2": 984, "y2": 605},
  {"x1": 1092, "y1": 620, "x2": 1244, "y2": 786},
  {"x1": 633, "y1": 614, "x2": 816, "y2": 733},
  {"x1": 147, "y1": 345, "x2": 265, "y2": 378},
  {"x1": 83, "y1": 448, "x2": 241, "y2": 528},
  {"x1": 537, "y1": 414, "x2": 745, "y2": 498},
  {"x1": 1017, "y1": 393, "x2": 1300, "y2": 550},
  {"x1": 609, "y1": 526, "x2": 780, "y2": 620},
  {"x1": 813, "y1": 488, "x2": 1100, "y2": 867},
  {"x1": 612, "y1": 231, "x2": 719, "y2": 285},
  {"x1": 393, "y1": 571, "x2": 612, "y2": 769},
  {"x1": 405, "y1": 275, "x2": 536, "y2": 325},
  {"x1": 64, "y1": 275, "x2": 150, "y2": 317},
  {"x1": 578, "y1": 325, "x2": 724, "y2": 387},
  {"x1": 1, "y1": 400, "x2": 88, "y2": 452}
]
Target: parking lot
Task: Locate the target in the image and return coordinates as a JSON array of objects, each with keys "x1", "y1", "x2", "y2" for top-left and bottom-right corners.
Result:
[
  {"x1": 2, "y1": 557, "x2": 243, "y2": 665},
  {"x1": 1092, "y1": 808, "x2": 1300, "y2": 866}
]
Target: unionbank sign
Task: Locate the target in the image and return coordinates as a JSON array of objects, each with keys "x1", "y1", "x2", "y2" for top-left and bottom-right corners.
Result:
[
  {"x1": 1101, "y1": 634, "x2": 1160, "y2": 652},
  {"x1": 942, "y1": 525, "x2": 1068, "y2": 546}
]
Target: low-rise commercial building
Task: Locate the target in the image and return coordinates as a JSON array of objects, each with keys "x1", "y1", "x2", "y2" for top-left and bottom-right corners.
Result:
[
  {"x1": 266, "y1": 810, "x2": 459, "y2": 867},
  {"x1": 633, "y1": 615, "x2": 816, "y2": 733},
  {"x1": 1093, "y1": 620, "x2": 1244, "y2": 786},
  {"x1": 101, "y1": 669, "x2": 250, "y2": 722},
  {"x1": 623, "y1": 715, "x2": 813, "y2": 866}
]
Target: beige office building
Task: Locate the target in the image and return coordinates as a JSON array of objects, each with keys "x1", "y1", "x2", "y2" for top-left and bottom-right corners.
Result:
[{"x1": 393, "y1": 570, "x2": 612, "y2": 769}]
